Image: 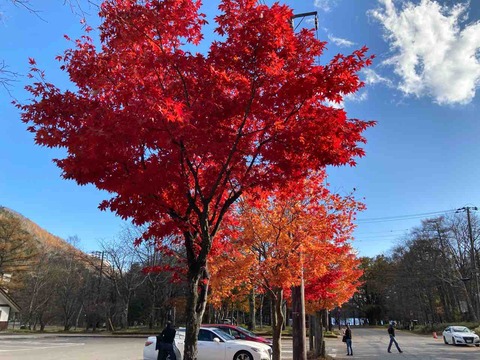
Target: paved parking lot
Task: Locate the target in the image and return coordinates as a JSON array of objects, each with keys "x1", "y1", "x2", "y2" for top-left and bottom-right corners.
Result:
[
  {"x1": 3, "y1": 329, "x2": 478, "y2": 360},
  {"x1": 0, "y1": 335, "x2": 146, "y2": 360},
  {"x1": 324, "y1": 327, "x2": 480, "y2": 359},
  {"x1": 0, "y1": 334, "x2": 295, "y2": 360}
]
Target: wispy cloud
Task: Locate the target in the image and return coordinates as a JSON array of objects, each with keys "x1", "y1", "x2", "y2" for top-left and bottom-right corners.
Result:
[
  {"x1": 314, "y1": 0, "x2": 340, "y2": 13},
  {"x1": 346, "y1": 91, "x2": 369, "y2": 103},
  {"x1": 324, "y1": 91, "x2": 369, "y2": 110},
  {"x1": 362, "y1": 68, "x2": 393, "y2": 87},
  {"x1": 324, "y1": 99, "x2": 344, "y2": 109},
  {"x1": 370, "y1": 0, "x2": 480, "y2": 105},
  {"x1": 328, "y1": 34, "x2": 355, "y2": 47}
]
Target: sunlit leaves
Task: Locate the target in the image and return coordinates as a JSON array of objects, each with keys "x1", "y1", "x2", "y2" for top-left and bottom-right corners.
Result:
[{"x1": 209, "y1": 172, "x2": 364, "y2": 311}]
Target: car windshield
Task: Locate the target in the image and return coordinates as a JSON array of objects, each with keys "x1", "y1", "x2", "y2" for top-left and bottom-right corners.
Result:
[
  {"x1": 237, "y1": 326, "x2": 258, "y2": 338},
  {"x1": 210, "y1": 328, "x2": 236, "y2": 341},
  {"x1": 452, "y1": 327, "x2": 469, "y2": 333}
]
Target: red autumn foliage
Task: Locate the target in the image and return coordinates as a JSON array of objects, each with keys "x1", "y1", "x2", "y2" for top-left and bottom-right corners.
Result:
[{"x1": 17, "y1": 1, "x2": 374, "y2": 358}]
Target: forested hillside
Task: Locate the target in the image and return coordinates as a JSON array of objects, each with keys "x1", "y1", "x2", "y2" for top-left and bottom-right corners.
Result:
[
  {"x1": 0, "y1": 206, "x2": 76, "y2": 252},
  {"x1": 0, "y1": 206, "x2": 185, "y2": 331}
]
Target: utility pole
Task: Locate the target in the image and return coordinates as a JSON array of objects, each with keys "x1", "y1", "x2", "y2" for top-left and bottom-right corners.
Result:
[
  {"x1": 458, "y1": 206, "x2": 480, "y2": 319},
  {"x1": 291, "y1": 274, "x2": 306, "y2": 360},
  {"x1": 291, "y1": 11, "x2": 318, "y2": 31},
  {"x1": 288, "y1": 12, "x2": 317, "y2": 360}
]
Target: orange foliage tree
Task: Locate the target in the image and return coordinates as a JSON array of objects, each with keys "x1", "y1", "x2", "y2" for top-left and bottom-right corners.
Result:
[{"x1": 208, "y1": 171, "x2": 363, "y2": 360}]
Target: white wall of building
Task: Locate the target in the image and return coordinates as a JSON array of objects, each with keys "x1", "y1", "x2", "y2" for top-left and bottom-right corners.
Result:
[{"x1": 0, "y1": 306, "x2": 10, "y2": 322}]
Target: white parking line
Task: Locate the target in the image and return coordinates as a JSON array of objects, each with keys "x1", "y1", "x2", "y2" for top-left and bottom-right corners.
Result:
[
  {"x1": 327, "y1": 347, "x2": 338, "y2": 358},
  {"x1": 0, "y1": 341, "x2": 84, "y2": 352}
]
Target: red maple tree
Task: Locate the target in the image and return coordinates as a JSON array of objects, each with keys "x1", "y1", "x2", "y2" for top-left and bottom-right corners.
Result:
[
  {"x1": 18, "y1": 1, "x2": 374, "y2": 358},
  {"x1": 304, "y1": 251, "x2": 363, "y2": 313}
]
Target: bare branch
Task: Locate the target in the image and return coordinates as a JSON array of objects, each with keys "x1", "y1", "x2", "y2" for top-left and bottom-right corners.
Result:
[{"x1": 0, "y1": 60, "x2": 19, "y2": 96}]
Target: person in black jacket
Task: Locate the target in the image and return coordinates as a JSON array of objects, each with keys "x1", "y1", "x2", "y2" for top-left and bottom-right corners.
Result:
[
  {"x1": 344, "y1": 324, "x2": 353, "y2": 356},
  {"x1": 387, "y1": 321, "x2": 403, "y2": 353},
  {"x1": 157, "y1": 321, "x2": 177, "y2": 360}
]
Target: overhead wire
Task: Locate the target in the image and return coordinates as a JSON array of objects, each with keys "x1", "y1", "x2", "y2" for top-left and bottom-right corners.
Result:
[
  {"x1": 355, "y1": 209, "x2": 457, "y2": 224},
  {"x1": 355, "y1": 229, "x2": 409, "y2": 235},
  {"x1": 351, "y1": 209, "x2": 459, "y2": 246}
]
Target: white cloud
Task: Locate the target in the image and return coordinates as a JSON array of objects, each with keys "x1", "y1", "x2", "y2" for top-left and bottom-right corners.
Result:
[
  {"x1": 362, "y1": 68, "x2": 393, "y2": 87},
  {"x1": 370, "y1": 0, "x2": 480, "y2": 105},
  {"x1": 328, "y1": 34, "x2": 355, "y2": 47},
  {"x1": 314, "y1": 0, "x2": 340, "y2": 13},
  {"x1": 346, "y1": 91, "x2": 369, "y2": 103},
  {"x1": 324, "y1": 91, "x2": 368, "y2": 110},
  {"x1": 325, "y1": 99, "x2": 345, "y2": 109}
]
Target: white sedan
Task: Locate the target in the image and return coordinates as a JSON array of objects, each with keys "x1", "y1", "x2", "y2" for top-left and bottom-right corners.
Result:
[
  {"x1": 144, "y1": 327, "x2": 272, "y2": 360},
  {"x1": 442, "y1": 325, "x2": 480, "y2": 346}
]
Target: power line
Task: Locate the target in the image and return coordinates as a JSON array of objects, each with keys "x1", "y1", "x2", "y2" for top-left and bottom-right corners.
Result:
[
  {"x1": 355, "y1": 229, "x2": 408, "y2": 236},
  {"x1": 355, "y1": 234, "x2": 406, "y2": 241},
  {"x1": 355, "y1": 209, "x2": 457, "y2": 224}
]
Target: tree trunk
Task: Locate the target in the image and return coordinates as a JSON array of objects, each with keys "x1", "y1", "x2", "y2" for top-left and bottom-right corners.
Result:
[
  {"x1": 320, "y1": 310, "x2": 327, "y2": 357},
  {"x1": 328, "y1": 311, "x2": 333, "y2": 332},
  {"x1": 122, "y1": 301, "x2": 129, "y2": 329},
  {"x1": 183, "y1": 265, "x2": 209, "y2": 360},
  {"x1": 291, "y1": 284, "x2": 306, "y2": 360},
  {"x1": 259, "y1": 294, "x2": 264, "y2": 328},
  {"x1": 75, "y1": 304, "x2": 83, "y2": 330},
  {"x1": 308, "y1": 314, "x2": 314, "y2": 351},
  {"x1": 271, "y1": 288, "x2": 284, "y2": 360},
  {"x1": 314, "y1": 313, "x2": 323, "y2": 357},
  {"x1": 461, "y1": 281, "x2": 478, "y2": 321},
  {"x1": 249, "y1": 288, "x2": 256, "y2": 330}
]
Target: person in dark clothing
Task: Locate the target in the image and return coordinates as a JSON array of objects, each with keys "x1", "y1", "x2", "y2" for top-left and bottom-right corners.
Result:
[
  {"x1": 387, "y1": 321, "x2": 403, "y2": 354},
  {"x1": 344, "y1": 324, "x2": 353, "y2": 356},
  {"x1": 157, "y1": 321, "x2": 177, "y2": 360}
]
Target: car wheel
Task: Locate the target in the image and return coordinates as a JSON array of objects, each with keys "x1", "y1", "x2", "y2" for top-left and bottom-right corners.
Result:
[
  {"x1": 452, "y1": 338, "x2": 456, "y2": 346},
  {"x1": 233, "y1": 350, "x2": 254, "y2": 360},
  {"x1": 443, "y1": 336, "x2": 448, "y2": 344},
  {"x1": 476, "y1": 344, "x2": 479, "y2": 347}
]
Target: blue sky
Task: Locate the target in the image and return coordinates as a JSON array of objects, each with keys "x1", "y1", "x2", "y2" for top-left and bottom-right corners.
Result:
[{"x1": 1, "y1": 0, "x2": 479, "y2": 257}]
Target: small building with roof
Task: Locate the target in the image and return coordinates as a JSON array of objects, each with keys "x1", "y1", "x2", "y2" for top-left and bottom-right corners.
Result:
[{"x1": 0, "y1": 288, "x2": 21, "y2": 331}]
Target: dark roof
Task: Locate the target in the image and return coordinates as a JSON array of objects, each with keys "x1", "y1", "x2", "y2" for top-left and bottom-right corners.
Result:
[{"x1": 0, "y1": 288, "x2": 21, "y2": 312}]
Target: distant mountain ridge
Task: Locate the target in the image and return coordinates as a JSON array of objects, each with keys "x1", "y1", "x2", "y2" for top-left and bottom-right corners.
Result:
[{"x1": 0, "y1": 206, "x2": 76, "y2": 252}]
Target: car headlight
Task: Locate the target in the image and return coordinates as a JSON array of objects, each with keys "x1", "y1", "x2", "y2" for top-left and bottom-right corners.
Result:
[{"x1": 251, "y1": 346, "x2": 267, "y2": 353}]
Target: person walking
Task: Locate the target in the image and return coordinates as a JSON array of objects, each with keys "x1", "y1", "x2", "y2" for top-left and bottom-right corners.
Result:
[
  {"x1": 387, "y1": 321, "x2": 403, "y2": 354},
  {"x1": 156, "y1": 321, "x2": 177, "y2": 360},
  {"x1": 344, "y1": 324, "x2": 353, "y2": 356}
]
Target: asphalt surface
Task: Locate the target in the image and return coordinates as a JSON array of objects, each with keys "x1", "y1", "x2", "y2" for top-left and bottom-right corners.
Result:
[
  {"x1": 1, "y1": 328, "x2": 479, "y2": 359},
  {"x1": 0, "y1": 334, "x2": 146, "y2": 360},
  {"x1": 324, "y1": 327, "x2": 480, "y2": 359},
  {"x1": 0, "y1": 333, "x2": 291, "y2": 360}
]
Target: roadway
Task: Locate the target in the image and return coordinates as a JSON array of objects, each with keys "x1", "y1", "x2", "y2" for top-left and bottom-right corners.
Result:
[
  {"x1": 0, "y1": 334, "x2": 145, "y2": 360},
  {"x1": 324, "y1": 327, "x2": 480, "y2": 359},
  {"x1": 0, "y1": 328, "x2": 478, "y2": 359},
  {"x1": 0, "y1": 333, "x2": 294, "y2": 360}
]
